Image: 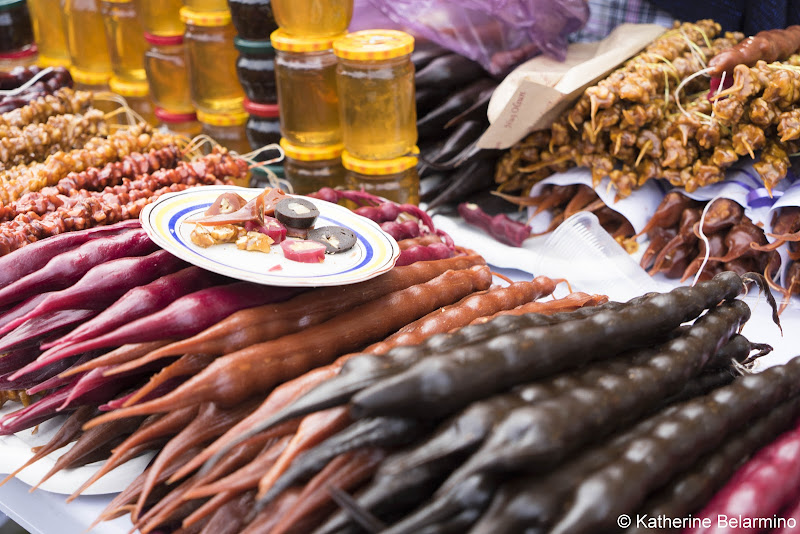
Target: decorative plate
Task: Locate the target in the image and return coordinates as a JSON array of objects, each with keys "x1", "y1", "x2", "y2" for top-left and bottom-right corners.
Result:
[{"x1": 140, "y1": 186, "x2": 400, "y2": 287}]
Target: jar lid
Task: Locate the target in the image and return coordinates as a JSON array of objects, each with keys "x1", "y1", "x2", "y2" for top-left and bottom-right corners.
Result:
[
  {"x1": 144, "y1": 32, "x2": 184, "y2": 46},
  {"x1": 244, "y1": 98, "x2": 279, "y2": 118},
  {"x1": 280, "y1": 138, "x2": 343, "y2": 161},
  {"x1": 234, "y1": 36, "x2": 274, "y2": 56},
  {"x1": 334, "y1": 30, "x2": 414, "y2": 61},
  {"x1": 197, "y1": 108, "x2": 248, "y2": 126},
  {"x1": 155, "y1": 107, "x2": 197, "y2": 123},
  {"x1": 0, "y1": 44, "x2": 37, "y2": 60},
  {"x1": 180, "y1": 7, "x2": 231, "y2": 27},
  {"x1": 109, "y1": 76, "x2": 149, "y2": 97},
  {"x1": 71, "y1": 67, "x2": 111, "y2": 86},
  {"x1": 270, "y1": 29, "x2": 344, "y2": 53},
  {"x1": 0, "y1": 0, "x2": 26, "y2": 11},
  {"x1": 342, "y1": 148, "x2": 419, "y2": 175}
]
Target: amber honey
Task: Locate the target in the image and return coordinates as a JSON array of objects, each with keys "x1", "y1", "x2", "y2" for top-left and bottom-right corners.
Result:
[
  {"x1": 272, "y1": 0, "x2": 352, "y2": 38},
  {"x1": 335, "y1": 31, "x2": 416, "y2": 160},
  {"x1": 63, "y1": 0, "x2": 112, "y2": 75},
  {"x1": 182, "y1": 7, "x2": 244, "y2": 114},
  {"x1": 182, "y1": 0, "x2": 228, "y2": 12},
  {"x1": 28, "y1": 0, "x2": 70, "y2": 66},
  {"x1": 135, "y1": 0, "x2": 183, "y2": 36},
  {"x1": 101, "y1": 0, "x2": 147, "y2": 83},
  {"x1": 144, "y1": 35, "x2": 194, "y2": 114},
  {"x1": 271, "y1": 31, "x2": 341, "y2": 147}
]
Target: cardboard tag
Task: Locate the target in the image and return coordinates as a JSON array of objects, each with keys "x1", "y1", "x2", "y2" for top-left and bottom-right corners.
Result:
[{"x1": 479, "y1": 23, "x2": 668, "y2": 150}]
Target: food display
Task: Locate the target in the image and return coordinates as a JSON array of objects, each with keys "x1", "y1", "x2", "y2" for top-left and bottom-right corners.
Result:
[{"x1": 3, "y1": 5, "x2": 800, "y2": 534}]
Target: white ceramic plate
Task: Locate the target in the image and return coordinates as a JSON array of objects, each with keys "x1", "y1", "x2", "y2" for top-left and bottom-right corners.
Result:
[{"x1": 140, "y1": 186, "x2": 400, "y2": 287}]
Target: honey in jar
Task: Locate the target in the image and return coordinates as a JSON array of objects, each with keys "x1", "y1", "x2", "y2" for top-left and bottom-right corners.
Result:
[
  {"x1": 335, "y1": 30, "x2": 416, "y2": 160},
  {"x1": 101, "y1": 0, "x2": 147, "y2": 83},
  {"x1": 182, "y1": 0, "x2": 228, "y2": 12},
  {"x1": 280, "y1": 138, "x2": 345, "y2": 195},
  {"x1": 28, "y1": 0, "x2": 70, "y2": 67},
  {"x1": 272, "y1": 0, "x2": 352, "y2": 38},
  {"x1": 271, "y1": 30, "x2": 342, "y2": 147},
  {"x1": 182, "y1": 7, "x2": 244, "y2": 114},
  {"x1": 144, "y1": 33, "x2": 193, "y2": 114},
  {"x1": 198, "y1": 108, "x2": 251, "y2": 157},
  {"x1": 110, "y1": 76, "x2": 157, "y2": 126},
  {"x1": 63, "y1": 0, "x2": 112, "y2": 76},
  {"x1": 342, "y1": 149, "x2": 420, "y2": 206},
  {"x1": 156, "y1": 108, "x2": 203, "y2": 139},
  {"x1": 135, "y1": 0, "x2": 183, "y2": 37}
]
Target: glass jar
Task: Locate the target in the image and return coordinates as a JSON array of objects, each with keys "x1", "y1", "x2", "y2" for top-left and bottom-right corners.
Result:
[
  {"x1": 343, "y1": 149, "x2": 420, "y2": 205},
  {"x1": 228, "y1": 0, "x2": 277, "y2": 41},
  {"x1": 271, "y1": 30, "x2": 342, "y2": 147},
  {"x1": 198, "y1": 108, "x2": 251, "y2": 156},
  {"x1": 156, "y1": 107, "x2": 202, "y2": 138},
  {"x1": 0, "y1": 45, "x2": 37, "y2": 70},
  {"x1": 244, "y1": 99, "x2": 280, "y2": 150},
  {"x1": 182, "y1": 0, "x2": 228, "y2": 12},
  {"x1": 110, "y1": 76, "x2": 157, "y2": 126},
  {"x1": 73, "y1": 67, "x2": 113, "y2": 113},
  {"x1": 235, "y1": 37, "x2": 276, "y2": 104},
  {"x1": 28, "y1": 0, "x2": 70, "y2": 67},
  {"x1": 281, "y1": 138, "x2": 345, "y2": 195},
  {"x1": 144, "y1": 33, "x2": 193, "y2": 114},
  {"x1": 0, "y1": 0, "x2": 34, "y2": 55},
  {"x1": 135, "y1": 0, "x2": 183, "y2": 36},
  {"x1": 64, "y1": 0, "x2": 112, "y2": 76},
  {"x1": 335, "y1": 30, "x2": 416, "y2": 160},
  {"x1": 101, "y1": 0, "x2": 147, "y2": 83},
  {"x1": 272, "y1": 0, "x2": 352, "y2": 38},
  {"x1": 182, "y1": 7, "x2": 244, "y2": 114}
]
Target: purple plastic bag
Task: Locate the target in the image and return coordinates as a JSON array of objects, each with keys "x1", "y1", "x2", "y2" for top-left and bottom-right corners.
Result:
[{"x1": 352, "y1": 0, "x2": 589, "y2": 76}]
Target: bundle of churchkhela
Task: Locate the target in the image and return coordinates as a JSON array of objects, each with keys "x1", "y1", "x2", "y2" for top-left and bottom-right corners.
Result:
[
  {"x1": 496, "y1": 21, "x2": 800, "y2": 198},
  {"x1": 0, "y1": 66, "x2": 73, "y2": 113}
]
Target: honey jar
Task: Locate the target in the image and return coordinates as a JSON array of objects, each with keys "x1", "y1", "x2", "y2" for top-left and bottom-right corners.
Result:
[
  {"x1": 101, "y1": 0, "x2": 147, "y2": 83},
  {"x1": 28, "y1": 0, "x2": 70, "y2": 67},
  {"x1": 335, "y1": 30, "x2": 416, "y2": 160},
  {"x1": 135, "y1": 0, "x2": 183, "y2": 36},
  {"x1": 271, "y1": 30, "x2": 342, "y2": 147},
  {"x1": 63, "y1": 0, "x2": 112, "y2": 76},
  {"x1": 144, "y1": 33, "x2": 193, "y2": 114},
  {"x1": 0, "y1": 0, "x2": 34, "y2": 55},
  {"x1": 198, "y1": 108, "x2": 251, "y2": 156},
  {"x1": 342, "y1": 149, "x2": 420, "y2": 205},
  {"x1": 182, "y1": 7, "x2": 244, "y2": 114},
  {"x1": 272, "y1": 0, "x2": 352, "y2": 38},
  {"x1": 280, "y1": 138, "x2": 345, "y2": 195},
  {"x1": 110, "y1": 76, "x2": 157, "y2": 126},
  {"x1": 155, "y1": 108, "x2": 202, "y2": 138}
]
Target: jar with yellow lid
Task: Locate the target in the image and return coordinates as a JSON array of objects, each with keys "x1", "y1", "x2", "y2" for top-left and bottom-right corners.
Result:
[
  {"x1": 182, "y1": 7, "x2": 244, "y2": 114},
  {"x1": 144, "y1": 33, "x2": 193, "y2": 114},
  {"x1": 343, "y1": 149, "x2": 419, "y2": 205},
  {"x1": 271, "y1": 30, "x2": 341, "y2": 147},
  {"x1": 0, "y1": 45, "x2": 37, "y2": 70},
  {"x1": 101, "y1": 0, "x2": 147, "y2": 83},
  {"x1": 182, "y1": 0, "x2": 228, "y2": 12},
  {"x1": 335, "y1": 30, "x2": 417, "y2": 161},
  {"x1": 280, "y1": 138, "x2": 345, "y2": 195},
  {"x1": 64, "y1": 0, "x2": 112, "y2": 76},
  {"x1": 156, "y1": 108, "x2": 203, "y2": 139},
  {"x1": 110, "y1": 76, "x2": 157, "y2": 126},
  {"x1": 28, "y1": 0, "x2": 70, "y2": 67},
  {"x1": 0, "y1": 0, "x2": 34, "y2": 55},
  {"x1": 71, "y1": 67, "x2": 111, "y2": 92},
  {"x1": 135, "y1": 0, "x2": 183, "y2": 37},
  {"x1": 272, "y1": 0, "x2": 352, "y2": 38},
  {"x1": 198, "y1": 108, "x2": 251, "y2": 157}
]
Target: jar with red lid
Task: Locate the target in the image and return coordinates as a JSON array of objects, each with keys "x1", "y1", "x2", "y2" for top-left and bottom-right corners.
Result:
[
  {"x1": 235, "y1": 36, "x2": 276, "y2": 104},
  {"x1": 144, "y1": 33, "x2": 194, "y2": 114},
  {"x1": 0, "y1": 0, "x2": 34, "y2": 56},
  {"x1": 156, "y1": 107, "x2": 203, "y2": 138},
  {"x1": 244, "y1": 99, "x2": 280, "y2": 150},
  {"x1": 0, "y1": 45, "x2": 37, "y2": 70},
  {"x1": 228, "y1": 0, "x2": 277, "y2": 41}
]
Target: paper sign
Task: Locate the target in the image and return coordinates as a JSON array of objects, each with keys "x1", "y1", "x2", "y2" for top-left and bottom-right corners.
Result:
[{"x1": 479, "y1": 23, "x2": 668, "y2": 150}]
